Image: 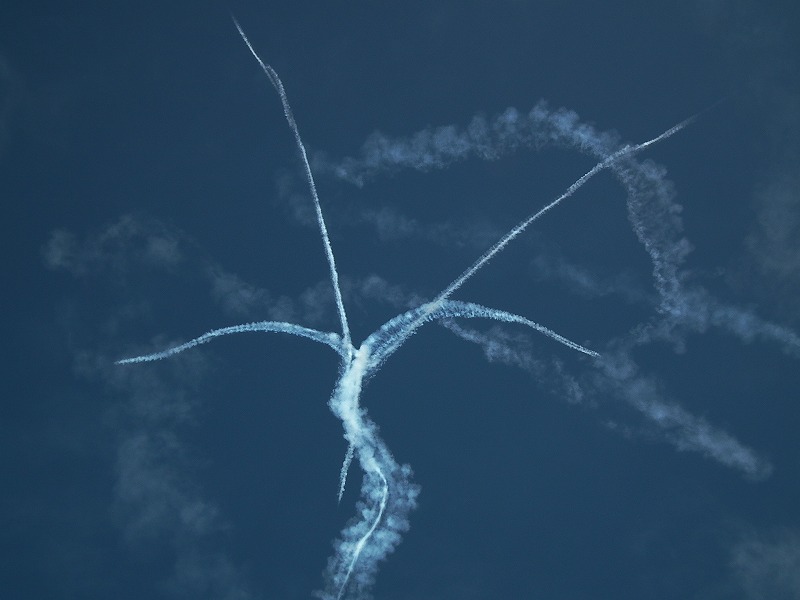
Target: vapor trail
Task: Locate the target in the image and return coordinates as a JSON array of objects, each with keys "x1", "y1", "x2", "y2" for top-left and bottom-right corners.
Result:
[
  {"x1": 436, "y1": 116, "x2": 694, "y2": 305},
  {"x1": 337, "y1": 443, "x2": 354, "y2": 504},
  {"x1": 115, "y1": 321, "x2": 344, "y2": 364},
  {"x1": 232, "y1": 17, "x2": 353, "y2": 354},
  {"x1": 335, "y1": 462, "x2": 389, "y2": 600}
]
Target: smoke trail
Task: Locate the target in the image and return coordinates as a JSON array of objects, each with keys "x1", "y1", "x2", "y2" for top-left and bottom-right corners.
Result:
[
  {"x1": 322, "y1": 104, "x2": 799, "y2": 483},
  {"x1": 329, "y1": 106, "x2": 800, "y2": 356},
  {"x1": 615, "y1": 159, "x2": 800, "y2": 354},
  {"x1": 115, "y1": 321, "x2": 344, "y2": 364},
  {"x1": 318, "y1": 103, "x2": 620, "y2": 186},
  {"x1": 332, "y1": 297, "x2": 601, "y2": 506},
  {"x1": 435, "y1": 117, "x2": 693, "y2": 305},
  {"x1": 116, "y1": 97, "x2": 752, "y2": 600},
  {"x1": 233, "y1": 18, "x2": 353, "y2": 354},
  {"x1": 594, "y1": 349, "x2": 774, "y2": 480},
  {"x1": 338, "y1": 443, "x2": 355, "y2": 504},
  {"x1": 441, "y1": 318, "x2": 774, "y2": 480}
]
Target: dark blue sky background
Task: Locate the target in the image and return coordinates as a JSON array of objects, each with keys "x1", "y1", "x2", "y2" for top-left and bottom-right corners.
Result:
[{"x1": 3, "y1": 1, "x2": 800, "y2": 599}]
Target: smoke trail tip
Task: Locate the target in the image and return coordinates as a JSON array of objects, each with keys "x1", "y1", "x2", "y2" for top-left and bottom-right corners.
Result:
[
  {"x1": 651, "y1": 99, "x2": 724, "y2": 145},
  {"x1": 230, "y1": 14, "x2": 247, "y2": 44}
]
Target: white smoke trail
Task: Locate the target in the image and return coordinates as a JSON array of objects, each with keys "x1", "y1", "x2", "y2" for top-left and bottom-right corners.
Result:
[
  {"x1": 319, "y1": 341, "x2": 419, "y2": 600},
  {"x1": 331, "y1": 298, "x2": 601, "y2": 512},
  {"x1": 115, "y1": 321, "x2": 344, "y2": 364},
  {"x1": 232, "y1": 18, "x2": 353, "y2": 354},
  {"x1": 441, "y1": 319, "x2": 774, "y2": 481},
  {"x1": 114, "y1": 297, "x2": 598, "y2": 600},
  {"x1": 595, "y1": 350, "x2": 774, "y2": 480},
  {"x1": 615, "y1": 160, "x2": 800, "y2": 354}
]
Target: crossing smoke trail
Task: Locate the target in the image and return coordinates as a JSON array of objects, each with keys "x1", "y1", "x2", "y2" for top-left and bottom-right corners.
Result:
[{"x1": 114, "y1": 18, "x2": 791, "y2": 600}]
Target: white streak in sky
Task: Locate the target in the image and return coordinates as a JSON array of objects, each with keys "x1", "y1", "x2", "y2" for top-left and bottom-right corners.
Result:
[
  {"x1": 337, "y1": 443, "x2": 355, "y2": 504},
  {"x1": 116, "y1": 321, "x2": 345, "y2": 363},
  {"x1": 596, "y1": 350, "x2": 774, "y2": 480},
  {"x1": 232, "y1": 17, "x2": 353, "y2": 355},
  {"x1": 318, "y1": 104, "x2": 618, "y2": 187}
]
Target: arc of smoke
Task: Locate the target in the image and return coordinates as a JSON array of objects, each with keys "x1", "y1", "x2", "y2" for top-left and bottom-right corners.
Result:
[
  {"x1": 116, "y1": 297, "x2": 600, "y2": 523},
  {"x1": 115, "y1": 321, "x2": 345, "y2": 364}
]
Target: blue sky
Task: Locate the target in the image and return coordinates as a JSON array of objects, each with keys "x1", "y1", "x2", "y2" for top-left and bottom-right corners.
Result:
[{"x1": 3, "y1": 1, "x2": 800, "y2": 598}]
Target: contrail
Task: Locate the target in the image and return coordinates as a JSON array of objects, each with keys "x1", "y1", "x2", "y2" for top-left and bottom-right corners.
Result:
[
  {"x1": 436, "y1": 117, "x2": 693, "y2": 304},
  {"x1": 232, "y1": 17, "x2": 353, "y2": 356},
  {"x1": 337, "y1": 443, "x2": 355, "y2": 504},
  {"x1": 329, "y1": 104, "x2": 800, "y2": 356}
]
